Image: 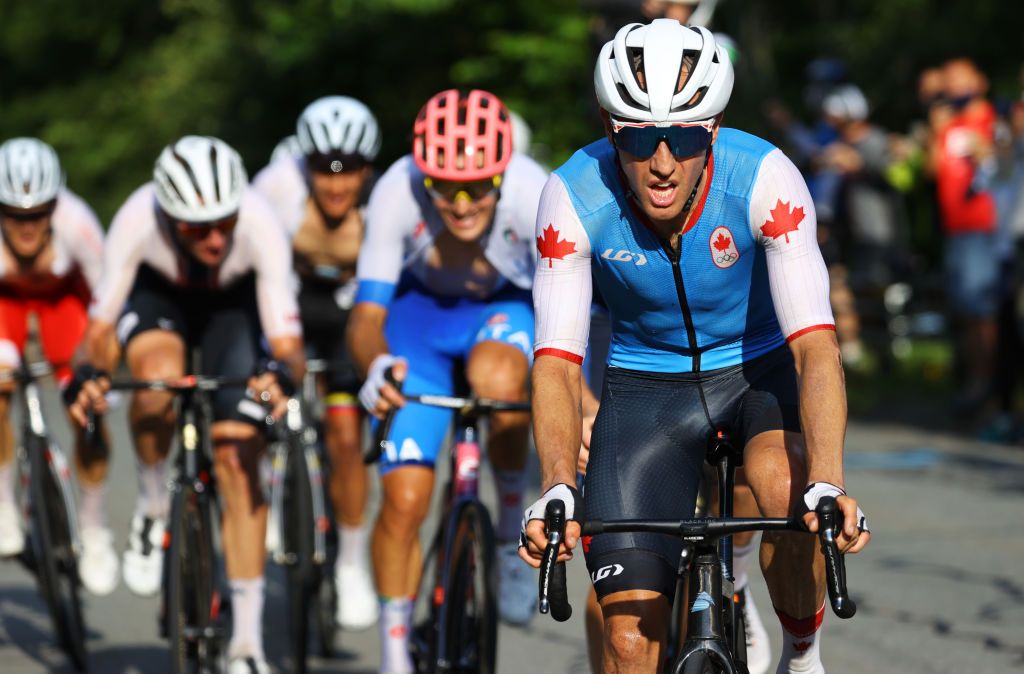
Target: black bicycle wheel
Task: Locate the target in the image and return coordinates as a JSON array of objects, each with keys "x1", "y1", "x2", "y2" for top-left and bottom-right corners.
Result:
[
  {"x1": 166, "y1": 483, "x2": 220, "y2": 674},
  {"x1": 27, "y1": 439, "x2": 88, "y2": 671},
  {"x1": 441, "y1": 501, "x2": 497, "y2": 674},
  {"x1": 314, "y1": 562, "x2": 338, "y2": 658},
  {"x1": 283, "y1": 443, "x2": 316, "y2": 674}
]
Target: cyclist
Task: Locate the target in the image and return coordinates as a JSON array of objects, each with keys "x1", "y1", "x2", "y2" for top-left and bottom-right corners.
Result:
[
  {"x1": 0, "y1": 137, "x2": 119, "y2": 596},
  {"x1": 253, "y1": 95, "x2": 382, "y2": 630},
  {"x1": 520, "y1": 21, "x2": 870, "y2": 674},
  {"x1": 350, "y1": 88, "x2": 547, "y2": 673},
  {"x1": 67, "y1": 135, "x2": 303, "y2": 674}
]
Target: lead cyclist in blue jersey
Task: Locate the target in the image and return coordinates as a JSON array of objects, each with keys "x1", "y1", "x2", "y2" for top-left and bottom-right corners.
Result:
[{"x1": 520, "y1": 20, "x2": 870, "y2": 674}]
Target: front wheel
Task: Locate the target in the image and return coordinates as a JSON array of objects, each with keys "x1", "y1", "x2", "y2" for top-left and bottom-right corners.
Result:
[
  {"x1": 282, "y1": 442, "x2": 317, "y2": 674},
  {"x1": 26, "y1": 439, "x2": 88, "y2": 671},
  {"x1": 440, "y1": 500, "x2": 497, "y2": 674},
  {"x1": 679, "y1": 652, "x2": 716, "y2": 674}
]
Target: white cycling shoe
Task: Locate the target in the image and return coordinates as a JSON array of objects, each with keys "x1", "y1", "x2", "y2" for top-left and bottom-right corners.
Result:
[
  {"x1": 335, "y1": 563, "x2": 379, "y2": 630},
  {"x1": 227, "y1": 655, "x2": 270, "y2": 674},
  {"x1": 497, "y1": 541, "x2": 536, "y2": 626},
  {"x1": 739, "y1": 584, "x2": 771, "y2": 674},
  {"x1": 0, "y1": 502, "x2": 25, "y2": 557},
  {"x1": 122, "y1": 514, "x2": 165, "y2": 597},
  {"x1": 78, "y1": 526, "x2": 120, "y2": 596}
]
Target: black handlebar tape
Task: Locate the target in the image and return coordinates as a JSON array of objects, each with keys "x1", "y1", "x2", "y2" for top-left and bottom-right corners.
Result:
[
  {"x1": 539, "y1": 499, "x2": 572, "y2": 622},
  {"x1": 364, "y1": 365, "x2": 404, "y2": 465},
  {"x1": 817, "y1": 496, "x2": 857, "y2": 619},
  {"x1": 84, "y1": 408, "x2": 106, "y2": 455}
]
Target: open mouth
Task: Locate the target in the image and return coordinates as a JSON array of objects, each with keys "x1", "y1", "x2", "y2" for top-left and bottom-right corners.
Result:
[{"x1": 647, "y1": 181, "x2": 678, "y2": 208}]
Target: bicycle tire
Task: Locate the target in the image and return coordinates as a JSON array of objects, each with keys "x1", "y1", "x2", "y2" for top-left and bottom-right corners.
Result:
[
  {"x1": 680, "y1": 652, "x2": 716, "y2": 674},
  {"x1": 27, "y1": 438, "x2": 88, "y2": 671},
  {"x1": 167, "y1": 482, "x2": 220, "y2": 674},
  {"x1": 441, "y1": 500, "x2": 497, "y2": 674},
  {"x1": 283, "y1": 443, "x2": 316, "y2": 674}
]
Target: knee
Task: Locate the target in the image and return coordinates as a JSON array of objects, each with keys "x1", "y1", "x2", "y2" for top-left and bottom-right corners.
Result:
[
  {"x1": 325, "y1": 415, "x2": 362, "y2": 456},
  {"x1": 379, "y1": 482, "x2": 430, "y2": 536},
  {"x1": 746, "y1": 450, "x2": 806, "y2": 519},
  {"x1": 604, "y1": 617, "x2": 658, "y2": 667},
  {"x1": 467, "y1": 347, "x2": 528, "y2": 400}
]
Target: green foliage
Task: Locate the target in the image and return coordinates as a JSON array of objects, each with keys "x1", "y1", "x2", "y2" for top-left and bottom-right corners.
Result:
[{"x1": 1, "y1": 0, "x2": 1020, "y2": 221}]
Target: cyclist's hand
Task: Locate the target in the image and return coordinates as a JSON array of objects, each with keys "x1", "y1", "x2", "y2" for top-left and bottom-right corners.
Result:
[
  {"x1": 518, "y1": 484, "x2": 584, "y2": 568},
  {"x1": 65, "y1": 365, "x2": 111, "y2": 427},
  {"x1": 359, "y1": 354, "x2": 407, "y2": 419},
  {"x1": 801, "y1": 482, "x2": 871, "y2": 554},
  {"x1": 577, "y1": 445, "x2": 590, "y2": 475},
  {"x1": 247, "y1": 371, "x2": 289, "y2": 420}
]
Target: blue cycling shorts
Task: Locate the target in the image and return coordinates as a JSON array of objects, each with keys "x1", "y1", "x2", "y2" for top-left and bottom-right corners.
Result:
[{"x1": 375, "y1": 279, "x2": 534, "y2": 474}]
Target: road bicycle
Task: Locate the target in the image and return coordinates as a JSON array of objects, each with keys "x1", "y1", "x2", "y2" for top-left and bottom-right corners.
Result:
[
  {"x1": 266, "y1": 358, "x2": 339, "y2": 673},
  {"x1": 5, "y1": 359, "x2": 88, "y2": 671},
  {"x1": 539, "y1": 431, "x2": 856, "y2": 674},
  {"x1": 106, "y1": 374, "x2": 252, "y2": 674},
  {"x1": 365, "y1": 381, "x2": 529, "y2": 674}
]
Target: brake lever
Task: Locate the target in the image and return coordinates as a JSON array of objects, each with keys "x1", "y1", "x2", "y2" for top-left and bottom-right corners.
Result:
[
  {"x1": 816, "y1": 495, "x2": 856, "y2": 619},
  {"x1": 539, "y1": 499, "x2": 572, "y2": 622}
]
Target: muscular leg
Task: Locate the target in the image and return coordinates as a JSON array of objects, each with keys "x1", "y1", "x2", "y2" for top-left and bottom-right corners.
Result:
[
  {"x1": 0, "y1": 391, "x2": 12, "y2": 467},
  {"x1": 125, "y1": 331, "x2": 185, "y2": 467},
  {"x1": 324, "y1": 402, "x2": 367, "y2": 527},
  {"x1": 372, "y1": 466, "x2": 434, "y2": 598},
  {"x1": 599, "y1": 590, "x2": 669, "y2": 673},
  {"x1": 744, "y1": 430, "x2": 826, "y2": 673},
  {"x1": 466, "y1": 341, "x2": 530, "y2": 475}
]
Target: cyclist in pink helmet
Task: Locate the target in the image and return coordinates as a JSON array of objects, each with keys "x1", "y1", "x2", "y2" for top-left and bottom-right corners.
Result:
[{"x1": 350, "y1": 89, "x2": 547, "y2": 673}]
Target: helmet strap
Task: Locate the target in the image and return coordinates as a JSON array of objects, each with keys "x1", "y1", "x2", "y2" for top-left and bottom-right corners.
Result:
[{"x1": 616, "y1": 147, "x2": 712, "y2": 229}]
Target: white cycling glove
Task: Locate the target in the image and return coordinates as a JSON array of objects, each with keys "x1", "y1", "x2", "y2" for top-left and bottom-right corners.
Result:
[
  {"x1": 519, "y1": 483, "x2": 584, "y2": 549},
  {"x1": 802, "y1": 482, "x2": 869, "y2": 533},
  {"x1": 358, "y1": 354, "x2": 406, "y2": 413}
]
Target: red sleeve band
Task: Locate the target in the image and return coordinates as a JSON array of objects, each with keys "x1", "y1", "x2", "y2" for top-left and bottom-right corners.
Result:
[
  {"x1": 785, "y1": 324, "x2": 836, "y2": 343},
  {"x1": 534, "y1": 348, "x2": 585, "y2": 365}
]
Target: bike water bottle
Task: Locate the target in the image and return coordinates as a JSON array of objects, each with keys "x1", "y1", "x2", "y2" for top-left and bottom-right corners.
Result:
[{"x1": 453, "y1": 440, "x2": 481, "y2": 497}]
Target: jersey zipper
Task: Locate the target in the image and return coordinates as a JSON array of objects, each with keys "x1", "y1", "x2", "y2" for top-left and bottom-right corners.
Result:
[{"x1": 662, "y1": 240, "x2": 701, "y2": 373}]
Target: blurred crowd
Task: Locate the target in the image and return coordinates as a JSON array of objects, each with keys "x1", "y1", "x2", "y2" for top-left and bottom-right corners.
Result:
[{"x1": 766, "y1": 57, "x2": 1024, "y2": 442}]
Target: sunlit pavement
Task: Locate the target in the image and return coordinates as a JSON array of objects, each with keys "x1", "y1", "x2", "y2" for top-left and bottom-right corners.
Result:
[{"x1": 1, "y1": 381, "x2": 1023, "y2": 673}]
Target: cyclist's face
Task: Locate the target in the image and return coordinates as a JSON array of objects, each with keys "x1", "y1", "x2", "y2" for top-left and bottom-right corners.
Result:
[
  {"x1": 1, "y1": 207, "x2": 52, "y2": 258},
  {"x1": 431, "y1": 187, "x2": 499, "y2": 243},
  {"x1": 310, "y1": 167, "x2": 369, "y2": 221},
  {"x1": 174, "y1": 221, "x2": 231, "y2": 266},
  {"x1": 615, "y1": 126, "x2": 719, "y2": 226}
]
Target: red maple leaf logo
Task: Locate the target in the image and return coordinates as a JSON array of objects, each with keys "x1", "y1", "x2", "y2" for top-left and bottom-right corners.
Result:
[
  {"x1": 793, "y1": 640, "x2": 812, "y2": 653},
  {"x1": 537, "y1": 224, "x2": 577, "y2": 268},
  {"x1": 712, "y1": 232, "x2": 732, "y2": 251},
  {"x1": 760, "y1": 199, "x2": 805, "y2": 243},
  {"x1": 582, "y1": 536, "x2": 592, "y2": 553}
]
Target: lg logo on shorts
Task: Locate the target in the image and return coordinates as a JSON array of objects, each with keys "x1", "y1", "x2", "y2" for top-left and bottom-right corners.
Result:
[{"x1": 590, "y1": 563, "x2": 624, "y2": 583}]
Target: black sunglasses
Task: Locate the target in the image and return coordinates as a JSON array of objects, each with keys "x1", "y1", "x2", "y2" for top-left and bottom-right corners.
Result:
[
  {"x1": 611, "y1": 118, "x2": 714, "y2": 160},
  {"x1": 306, "y1": 152, "x2": 370, "y2": 175}
]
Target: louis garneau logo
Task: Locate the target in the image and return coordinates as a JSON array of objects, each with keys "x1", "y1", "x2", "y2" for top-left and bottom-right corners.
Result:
[
  {"x1": 590, "y1": 563, "x2": 624, "y2": 583},
  {"x1": 601, "y1": 249, "x2": 647, "y2": 266}
]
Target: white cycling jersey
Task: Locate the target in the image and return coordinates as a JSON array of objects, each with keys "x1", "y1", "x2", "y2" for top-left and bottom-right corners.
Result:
[
  {"x1": 251, "y1": 156, "x2": 310, "y2": 238},
  {"x1": 356, "y1": 153, "x2": 547, "y2": 305},
  {"x1": 0, "y1": 187, "x2": 104, "y2": 291},
  {"x1": 90, "y1": 183, "x2": 301, "y2": 339}
]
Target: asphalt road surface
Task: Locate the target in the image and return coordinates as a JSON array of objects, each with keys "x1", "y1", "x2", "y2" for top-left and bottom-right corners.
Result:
[{"x1": 1, "y1": 379, "x2": 1023, "y2": 673}]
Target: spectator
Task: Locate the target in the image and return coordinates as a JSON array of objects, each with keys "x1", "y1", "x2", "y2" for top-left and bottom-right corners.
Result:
[{"x1": 932, "y1": 58, "x2": 1000, "y2": 414}]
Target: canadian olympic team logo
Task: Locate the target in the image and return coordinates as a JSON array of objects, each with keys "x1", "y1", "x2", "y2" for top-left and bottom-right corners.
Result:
[{"x1": 709, "y1": 226, "x2": 740, "y2": 269}]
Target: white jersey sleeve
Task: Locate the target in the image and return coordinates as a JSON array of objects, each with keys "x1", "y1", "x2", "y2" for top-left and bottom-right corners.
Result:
[
  {"x1": 356, "y1": 157, "x2": 418, "y2": 307},
  {"x1": 532, "y1": 175, "x2": 593, "y2": 364},
  {"x1": 251, "y1": 157, "x2": 308, "y2": 238},
  {"x1": 89, "y1": 185, "x2": 157, "y2": 325},
  {"x1": 234, "y1": 189, "x2": 302, "y2": 339},
  {"x1": 51, "y1": 188, "x2": 105, "y2": 292},
  {"x1": 749, "y1": 149, "x2": 834, "y2": 341}
]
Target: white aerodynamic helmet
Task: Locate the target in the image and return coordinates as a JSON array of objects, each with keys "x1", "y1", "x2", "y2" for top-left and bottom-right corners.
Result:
[
  {"x1": 0, "y1": 137, "x2": 64, "y2": 210},
  {"x1": 595, "y1": 20, "x2": 734, "y2": 124},
  {"x1": 296, "y1": 96, "x2": 381, "y2": 161},
  {"x1": 153, "y1": 135, "x2": 247, "y2": 222},
  {"x1": 822, "y1": 84, "x2": 869, "y2": 122}
]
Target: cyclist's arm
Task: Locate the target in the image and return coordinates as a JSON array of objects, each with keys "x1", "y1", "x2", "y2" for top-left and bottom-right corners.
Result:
[
  {"x1": 532, "y1": 175, "x2": 593, "y2": 488},
  {"x1": 752, "y1": 150, "x2": 866, "y2": 551},
  {"x1": 244, "y1": 190, "x2": 305, "y2": 380}
]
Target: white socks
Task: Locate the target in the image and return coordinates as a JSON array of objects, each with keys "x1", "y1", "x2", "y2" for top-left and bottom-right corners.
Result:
[
  {"x1": 493, "y1": 469, "x2": 526, "y2": 542},
  {"x1": 379, "y1": 596, "x2": 414, "y2": 674},
  {"x1": 775, "y1": 603, "x2": 825, "y2": 674},
  {"x1": 78, "y1": 481, "x2": 108, "y2": 531},
  {"x1": 136, "y1": 460, "x2": 169, "y2": 519},
  {"x1": 337, "y1": 523, "x2": 369, "y2": 572},
  {"x1": 732, "y1": 537, "x2": 757, "y2": 589},
  {"x1": 229, "y1": 577, "x2": 266, "y2": 661},
  {"x1": 0, "y1": 462, "x2": 14, "y2": 506}
]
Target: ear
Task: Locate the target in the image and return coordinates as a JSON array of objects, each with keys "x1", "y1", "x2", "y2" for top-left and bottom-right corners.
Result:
[
  {"x1": 599, "y1": 108, "x2": 615, "y2": 144},
  {"x1": 712, "y1": 113, "x2": 724, "y2": 144}
]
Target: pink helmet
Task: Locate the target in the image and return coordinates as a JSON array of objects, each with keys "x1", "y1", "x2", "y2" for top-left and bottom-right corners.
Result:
[{"x1": 412, "y1": 89, "x2": 514, "y2": 181}]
